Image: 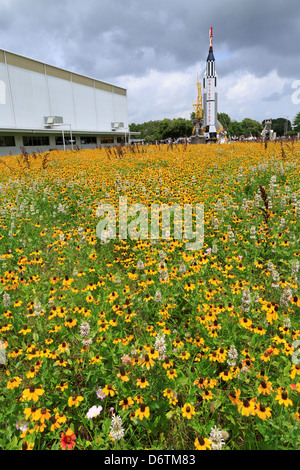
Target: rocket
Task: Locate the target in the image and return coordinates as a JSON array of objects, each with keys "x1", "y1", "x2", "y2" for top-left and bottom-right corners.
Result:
[{"x1": 203, "y1": 27, "x2": 220, "y2": 141}]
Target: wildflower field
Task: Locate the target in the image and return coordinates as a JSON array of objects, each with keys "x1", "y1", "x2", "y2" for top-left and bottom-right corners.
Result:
[{"x1": 1, "y1": 140, "x2": 300, "y2": 451}]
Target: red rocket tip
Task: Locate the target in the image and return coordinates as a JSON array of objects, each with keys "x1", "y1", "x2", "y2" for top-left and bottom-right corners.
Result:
[{"x1": 209, "y1": 27, "x2": 213, "y2": 48}]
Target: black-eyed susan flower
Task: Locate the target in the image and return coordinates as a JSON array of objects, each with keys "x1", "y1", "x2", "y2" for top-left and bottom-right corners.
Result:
[
  {"x1": 166, "y1": 367, "x2": 177, "y2": 379},
  {"x1": 20, "y1": 441, "x2": 34, "y2": 450},
  {"x1": 181, "y1": 403, "x2": 195, "y2": 419},
  {"x1": 238, "y1": 398, "x2": 256, "y2": 416},
  {"x1": 134, "y1": 393, "x2": 144, "y2": 404},
  {"x1": 148, "y1": 347, "x2": 159, "y2": 360},
  {"x1": 49, "y1": 415, "x2": 61, "y2": 431},
  {"x1": 89, "y1": 354, "x2": 102, "y2": 365},
  {"x1": 179, "y1": 350, "x2": 190, "y2": 360},
  {"x1": 119, "y1": 396, "x2": 134, "y2": 410},
  {"x1": 7, "y1": 376, "x2": 22, "y2": 389},
  {"x1": 136, "y1": 376, "x2": 149, "y2": 389},
  {"x1": 54, "y1": 357, "x2": 68, "y2": 367},
  {"x1": 118, "y1": 365, "x2": 130, "y2": 382},
  {"x1": 202, "y1": 389, "x2": 213, "y2": 401},
  {"x1": 254, "y1": 402, "x2": 272, "y2": 420},
  {"x1": 216, "y1": 347, "x2": 227, "y2": 363},
  {"x1": 290, "y1": 364, "x2": 300, "y2": 380},
  {"x1": 102, "y1": 384, "x2": 117, "y2": 397},
  {"x1": 275, "y1": 388, "x2": 293, "y2": 407},
  {"x1": 26, "y1": 366, "x2": 39, "y2": 379},
  {"x1": 18, "y1": 324, "x2": 32, "y2": 335},
  {"x1": 258, "y1": 379, "x2": 273, "y2": 396},
  {"x1": 194, "y1": 436, "x2": 212, "y2": 450},
  {"x1": 162, "y1": 357, "x2": 173, "y2": 369},
  {"x1": 163, "y1": 388, "x2": 174, "y2": 399},
  {"x1": 68, "y1": 393, "x2": 84, "y2": 407},
  {"x1": 23, "y1": 404, "x2": 39, "y2": 421},
  {"x1": 64, "y1": 317, "x2": 77, "y2": 328},
  {"x1": 140, "y1": 353, "x2": 154, "y2": 369},
  {"x1": 135, "y1": 403, "x2": 150, "y2": 420},
  {"x1": 173, "y1": 337, "x2": 183, "y2": 348},
  {"x1": 228, "y1": 388, "x2": 241, "y2": 406},
  {"x1": 194, "y1": 377, "x2": 208, "y2": 389},
  {"x1": 35, "y1": 407, "x2": 51, "y2": 423},
  {"x1": 21, "y1": 383, "x2": 45, "y2": 402},
  {"x1": 57, "y1": 342, "x2": 69, "y2": 353},
  {"x1": 8, "y1": 347, "x2": 23, "y2": 359},
  {"x1": 56, "y1": 381, "x2": 68, "y2": 392},
  {"x1": 219, "y1": 369, "x2": 233, "y2": 382},
  {"x1": 239, "y1": 317, "x2": 252, "y2": 329}
]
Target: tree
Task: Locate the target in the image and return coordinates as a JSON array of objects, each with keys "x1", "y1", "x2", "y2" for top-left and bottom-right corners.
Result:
[
  {"x1": 293, "y1": 112, "x2": 300, "y2": 132},
  {"x1": 227, "y1": 121, "x2": 244, "y2": 137},
  {"x1": 129, "y1": 118, "x2": 194, "y2": 142},
  {"x1": 217, "y1": 112, "x2": 231, "y2": 129},
  {"x1": 240, "y1": 118, "x2": 263, "y2": 137}
]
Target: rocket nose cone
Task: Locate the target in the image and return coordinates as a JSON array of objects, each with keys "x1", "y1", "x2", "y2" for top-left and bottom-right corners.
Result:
[{"x1": 207, "y1": 49, "x2": 215, "y2": 61}]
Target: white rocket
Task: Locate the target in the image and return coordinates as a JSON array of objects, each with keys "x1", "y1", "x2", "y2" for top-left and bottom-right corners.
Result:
[{"x1": 203, "y1": 27, "x2": 220, "y2": 141}]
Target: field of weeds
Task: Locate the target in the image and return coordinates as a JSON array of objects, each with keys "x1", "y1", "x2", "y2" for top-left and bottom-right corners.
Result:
[{"x1": 0, "y1": 140, "x2": 300, "y2": 450}]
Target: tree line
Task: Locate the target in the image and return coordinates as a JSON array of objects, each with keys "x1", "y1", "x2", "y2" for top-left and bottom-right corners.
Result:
[{"x1": 129, "y1": 112, "x2": 300, "y2": 142}]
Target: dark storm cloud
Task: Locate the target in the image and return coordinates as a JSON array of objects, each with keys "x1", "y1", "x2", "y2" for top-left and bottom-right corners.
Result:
[
  {"x1": 2, "y1": 0, "x2": 299, "y2": 80},
  {"x1": 0, "y1": 0, "x2": 299, "y2": 122}
]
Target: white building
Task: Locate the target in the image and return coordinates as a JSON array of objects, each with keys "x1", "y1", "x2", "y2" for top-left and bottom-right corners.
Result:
[{"x1": 0, "y1": 49, "x2": 130, "y2": 156}]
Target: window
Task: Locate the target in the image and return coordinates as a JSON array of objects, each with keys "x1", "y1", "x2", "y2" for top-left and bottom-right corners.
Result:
[
  {"x1": 101, "y1": 137, "x2": 114, "y2": 144},
  {"x1": 55, "y1": 135, "x2": 74, "y2": 145},
  {"x1": 80, "y1": 136, "x2": 97, "y2": 145},
  {"x1": 23, "y1": 136, "x2": 49, "y2": 146},
  {"x1": 0, "y1": 136, "x2": 15, "y2": 147}
]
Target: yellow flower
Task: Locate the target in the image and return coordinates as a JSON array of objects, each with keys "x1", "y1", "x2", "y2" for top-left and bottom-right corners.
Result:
[
  {"x1": 194, "y1": 436, "x2": 212, "y2": 450},
  {"x1": 21, "y1": 384, "x2": 45, "y2": 402},
  {"x1": 7, "y1": 376, "x2": 22, "y2": 389},
  {"x1": 254, "y1": 402, "x2": 272, "y2": 420},
  {"x1": 275, "y1": 388, "x2": 293, "y2": 407},
  {"x1": 136, "y1": 376, "x2": 149, "y2": 389},
  {"x1": 181, "y1": 403, "x2": 195, "y2": 419},
  {"x1": 102, "y1": 384, "x2": 117, "y2": 396},
  {"x1": 135, "y1": 403, "x2": 150, "y2": 420},
  {"x1": 238, "y1": 398, "x2": 256, "y2": 416},
  {"x1": 20, "y1": 441, "x2": 34, "y2": 450},
  {"x1": 166, "y1": 367, "x2": 177, "y2": 379},
  {"x1": 68, "y1": 394, "x2": 84, "y2": 407},
  {"x1": 119, "y1": 396, "x2": 134, "y2": 410}
]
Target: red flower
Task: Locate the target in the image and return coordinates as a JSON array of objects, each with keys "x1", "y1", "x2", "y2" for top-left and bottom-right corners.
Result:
[
  {"x1": 265, "y1": 348, "x2": 274, "y2": 355},
  {"x1": 60, "y1": 428, "x2": 76, "y2": 450}
]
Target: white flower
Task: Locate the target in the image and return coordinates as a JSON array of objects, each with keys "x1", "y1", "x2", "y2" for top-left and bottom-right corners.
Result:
[
  {"x1": 86, "y1": 405, "x2": 102, "y2": 419},
  {"x1": 209, "y1": 425, "x2": 225, "y2": 450},
  {"x1": 109, "y1": 414, "x2": 124, "y2": 441}
]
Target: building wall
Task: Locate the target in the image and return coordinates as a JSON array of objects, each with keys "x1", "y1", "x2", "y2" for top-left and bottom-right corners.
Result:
[
  {"x1": 0, "y1": 132, "x2": 126, "y2": 156},
  {"x1": 0, "y1": 49, "x2": 128, "y2": 133}
]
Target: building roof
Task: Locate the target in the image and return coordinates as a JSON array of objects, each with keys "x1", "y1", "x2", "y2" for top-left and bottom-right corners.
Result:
[{"x1": 0, "y1": 48, "x2": 126, "y2": 96}]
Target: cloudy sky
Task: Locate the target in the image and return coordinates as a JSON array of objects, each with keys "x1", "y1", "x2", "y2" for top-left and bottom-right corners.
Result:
[{"x1": 0, "y1": 0, "x2": 300, "y2": 124}]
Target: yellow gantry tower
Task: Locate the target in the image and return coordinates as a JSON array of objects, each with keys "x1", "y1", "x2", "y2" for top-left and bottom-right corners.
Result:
[{"x1": 193, "y1": 73, "x2": 203, "y2": 119}]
